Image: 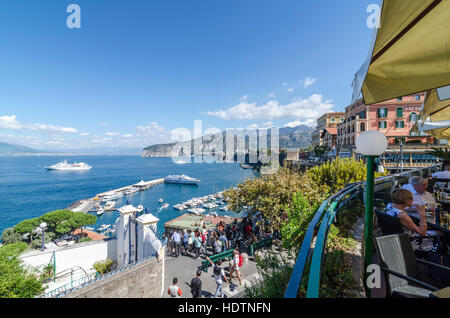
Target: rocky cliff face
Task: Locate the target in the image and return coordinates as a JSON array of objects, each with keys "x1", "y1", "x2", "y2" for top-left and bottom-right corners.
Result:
[{"x1": 141, "y1": 125, "x2": 313, "y2": 157}]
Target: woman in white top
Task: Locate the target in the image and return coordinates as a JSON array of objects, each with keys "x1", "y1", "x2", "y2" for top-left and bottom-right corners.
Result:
[{"x1": 229, "y1": 249, "x2": 242, "y2": 286}]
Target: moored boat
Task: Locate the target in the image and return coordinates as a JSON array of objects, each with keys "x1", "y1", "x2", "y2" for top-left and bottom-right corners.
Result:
[
  {"x1": 164, "y1": 175, "x2": 200, "y2": 185},
  {"x1": 46, "y1": 160, "x2": 92, "y2": 171}
]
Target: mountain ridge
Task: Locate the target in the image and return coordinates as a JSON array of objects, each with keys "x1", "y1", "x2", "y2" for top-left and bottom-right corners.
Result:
[{"x1": 142, "y1": 125, "x2": 313, "y2": 157}]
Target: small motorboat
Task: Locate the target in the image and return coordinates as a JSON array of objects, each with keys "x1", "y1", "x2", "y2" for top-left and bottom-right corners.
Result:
[
  {"x1": 158, "y1": 198, "x2": 164, "y2": 203},
  {"x1": 97, "y1": 207, "x2": 104, "y2": 216},
  {"x1": 104, "y1": 201, "x2": 116, "y2": 211},
  {"x1": 161, "y1": 203, "x2": 169, "y2": 209},
  {"x1": 137, "y1": 204, "x2": 144, "y2": 213}
]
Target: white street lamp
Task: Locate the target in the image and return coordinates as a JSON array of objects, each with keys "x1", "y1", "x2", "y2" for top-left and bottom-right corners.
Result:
[
  {"x1": 355, "y1": 130, "x2": 387, "y2": 297},
  {"x1": 40, "y1": 222, "x2": 47, "y2": 252}
]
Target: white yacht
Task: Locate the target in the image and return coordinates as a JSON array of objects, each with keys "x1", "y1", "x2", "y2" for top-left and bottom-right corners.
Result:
[
  {"x1": 46, "y1": 160, "x2": 92, "y2": 171},
  {"x1": 161, "y1": 203, "x2": 169, "y2": 209},
  {"x1": 101, "y1": 192, "x2": 123, "y2": 201},
  {"x1": 164, "y1": 175, "x2": 200, "y2": 185}
]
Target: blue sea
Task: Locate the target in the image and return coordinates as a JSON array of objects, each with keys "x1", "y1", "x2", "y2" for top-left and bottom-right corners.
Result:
[{"x1": 0, "y1": 156, "x2": 254, "y2": 238}]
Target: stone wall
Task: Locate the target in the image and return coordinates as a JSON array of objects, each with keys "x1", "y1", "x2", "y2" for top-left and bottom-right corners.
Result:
[{"x1": 64, "y1": 247, "x2": 165, "y2": 298}]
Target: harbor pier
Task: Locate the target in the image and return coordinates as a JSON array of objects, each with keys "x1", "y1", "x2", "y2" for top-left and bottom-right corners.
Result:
[{"x1": 68, "y1": 178, "x2": 165, "y2": 213}]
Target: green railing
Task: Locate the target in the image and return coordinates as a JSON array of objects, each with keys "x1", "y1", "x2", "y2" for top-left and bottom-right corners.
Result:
[{"x1": 284, "y1": 164, "x2": 440, "y2": 298}]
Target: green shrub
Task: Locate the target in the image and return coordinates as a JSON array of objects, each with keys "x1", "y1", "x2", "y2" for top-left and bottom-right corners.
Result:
[
  {"x1": 78, "y1": 237, "x2": 92, "y2": 243},
  {"x1": 1, "y1": 228, "x2": 22, "y2": 245},
  {"x1": 244, "y1": 250, "x2": 294, "y2": 298},
  {"x1": 0, "y1": 242, "x2": 43, "y2": 298},
  {"x1": 93, "y1": 258, "x2": 115, "y2": 275}
]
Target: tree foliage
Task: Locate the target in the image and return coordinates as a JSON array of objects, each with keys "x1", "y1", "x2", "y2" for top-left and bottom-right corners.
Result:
[
  {"x1": 1, "y1": 228, "x2": 22, "y2": 245},
  {"x1": 306, "y1": 157, "x2": 388, "y2": 194},
  {"x1": 224, "y1": 167, "x2": 329, "y2": 232},
  {"x1": 0, "y1": 242, "x2": 43, "y2": 298},
  {"x1": 280, "y1": 192, "x2": 319, "y2": 251}
]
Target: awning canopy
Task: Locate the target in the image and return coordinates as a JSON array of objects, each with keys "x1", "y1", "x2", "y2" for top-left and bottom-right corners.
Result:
[
  {"x1": 352, "y1": 0, "x2": 450, "y2": 104},
  {"x1": 412, "y1": 119, "x2": 450, "y2": 140},
  {"x1": 420, "y1": 86, "x2": 450, "y2": 122}
]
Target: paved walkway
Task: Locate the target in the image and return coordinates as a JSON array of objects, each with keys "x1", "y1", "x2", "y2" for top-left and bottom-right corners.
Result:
[{"x1": 163, "y1": 247, "x2": 265, "y2": 298}]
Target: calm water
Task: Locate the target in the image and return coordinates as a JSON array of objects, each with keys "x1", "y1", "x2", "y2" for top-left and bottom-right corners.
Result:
[{"x1": 0, "y1": 156, "x2": 254, "y2": 238}]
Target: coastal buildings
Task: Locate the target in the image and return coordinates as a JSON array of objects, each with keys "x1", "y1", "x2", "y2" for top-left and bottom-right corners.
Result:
[
  {"x1": 313, "y1": 93, "x2": 448, "y2": 169},
  {"x1": 311, "y1": 112, "x2": 346, "y2": 147},
  {"x1": 336, "y1": 93, "x2": 434, "y2": 153}
]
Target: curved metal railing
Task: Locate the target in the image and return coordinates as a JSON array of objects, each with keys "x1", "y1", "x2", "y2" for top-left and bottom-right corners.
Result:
[{"x1": 284, "y1": 164, "x2": 440, "y2": 298}]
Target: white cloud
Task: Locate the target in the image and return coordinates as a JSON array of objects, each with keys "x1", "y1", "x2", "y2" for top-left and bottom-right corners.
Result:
[
  {"x1": 136, "y1": 122, "x2": 165, "y2": 134},
  {"x1": 240, "y1": 95, "x2": 249, "y2": 101},
  {"x1": 268, "y1": 92, "x2": 276, "y2": 99},
  {"x1": 287, "y1": 88, "x2": 294, "y2": 92},
  {"x1": 80, "y1": 132, "x2": 90, "y2": 136},
  {"x1": 100, "y1": 122, "x2": 108, "y2": 126},
  {"x1": 121, "y1": 134, "x2": 133, "y2": 138},
  {"x1": 302, "y1": 77, "x2": 317, "y2": 88},
  {"x1": 283, "y1": 119, "x2": 316, "y2": 128},
  {"x1": 0, "y1": 115, "x2": 78, "y2": 133},
  {"x1": 206, "y1": 94, "x2": 334, "y2": 122},
  {"x1": 106, "y1": 132, "x2": 120, "y2": 136},
  {"x1": 282, "y1": 82, "x2": 288, "y2": 86}
]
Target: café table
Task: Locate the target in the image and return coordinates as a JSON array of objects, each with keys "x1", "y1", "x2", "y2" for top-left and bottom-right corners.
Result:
[{"x1": 408, "y1": 212, "x2": 450, "y2": 235}]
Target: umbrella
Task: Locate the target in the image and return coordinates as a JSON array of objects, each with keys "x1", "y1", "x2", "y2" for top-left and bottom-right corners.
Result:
[
  {"x1": 412, "y1": 119, "x2": 450, "y2": 140},
  {"x1": 352, "y1": 0, "x2": 450, "y2": 104},
  {"x1": 420, "y1": 85, "x2": 450, "y2": 122}
]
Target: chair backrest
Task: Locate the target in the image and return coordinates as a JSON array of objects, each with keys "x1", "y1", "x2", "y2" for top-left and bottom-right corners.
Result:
[
  {"x1": 375, "y1": 233, "x2": 419, "y2": 292},
  {"x1": 375, "y1": 209, "x2": 403, "y2": 235}
]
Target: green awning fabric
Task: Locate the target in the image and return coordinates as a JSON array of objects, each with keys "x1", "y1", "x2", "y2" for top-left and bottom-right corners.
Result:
[{"x1": 352, "y1": 0, "x2": 450, "y2": 104}]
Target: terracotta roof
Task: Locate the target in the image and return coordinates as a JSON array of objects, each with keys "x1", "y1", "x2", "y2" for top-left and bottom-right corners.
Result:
[{"x1": 321, "y1": 127, "x2": 337, "y2": 137}]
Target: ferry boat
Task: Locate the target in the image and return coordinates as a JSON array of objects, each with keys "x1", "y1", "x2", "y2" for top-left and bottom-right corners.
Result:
[
  {"x1": 164, "y1": 175, "x2": 200, "y2": 185},
  {"x1": 46, "y1": 160, "x2": 92, "y2": 171}
]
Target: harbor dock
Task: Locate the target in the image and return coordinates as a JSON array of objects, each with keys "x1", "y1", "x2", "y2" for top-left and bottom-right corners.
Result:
[{"x1": 68, "y1": 178, "x2": 165, "y2": 213}]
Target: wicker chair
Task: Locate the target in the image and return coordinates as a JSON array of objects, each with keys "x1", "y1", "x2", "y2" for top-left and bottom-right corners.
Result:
[{"x1": 375, "y1": 234, "x2": 450, "y2": 298}]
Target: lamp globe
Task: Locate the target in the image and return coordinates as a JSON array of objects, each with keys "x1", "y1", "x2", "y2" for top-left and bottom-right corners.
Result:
[{"x1": 355, "y1": 130, "x2": 388, "y2": 156}]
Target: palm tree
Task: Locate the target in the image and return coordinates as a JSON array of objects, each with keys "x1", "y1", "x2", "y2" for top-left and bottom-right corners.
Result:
[{"x1": 426, "y1": 147, "x2": 450, "y2": 166}]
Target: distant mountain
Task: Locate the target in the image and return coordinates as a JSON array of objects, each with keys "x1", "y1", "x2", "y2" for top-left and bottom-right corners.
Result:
[
  {"x1": 47, "y1": 147, "x2": 142, "y2": 155},
  {"x1": 0, "y1": 141, "x2": 42, "y2": 154},
  {"x1": 142, "y1": 125, "x2": 313, "y2": 157}
]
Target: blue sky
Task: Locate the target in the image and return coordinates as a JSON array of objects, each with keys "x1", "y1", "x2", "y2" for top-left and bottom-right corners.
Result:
[{"x1": 0, "y1": 0, "x2": 381, "y2": 150}]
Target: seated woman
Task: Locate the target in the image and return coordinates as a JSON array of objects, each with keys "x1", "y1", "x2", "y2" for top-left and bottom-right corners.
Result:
[{"x1": 385, "y1": 188, "x2": 440, "y2": 253}]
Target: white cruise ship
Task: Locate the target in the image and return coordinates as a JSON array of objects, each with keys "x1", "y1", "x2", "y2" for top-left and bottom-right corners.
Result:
[
  {"x1": 46, "y1": 160, "x2": 92, "y2": 171},
  {"x1": 164, "y1": 174, "x2": 200, "y2": 185}
]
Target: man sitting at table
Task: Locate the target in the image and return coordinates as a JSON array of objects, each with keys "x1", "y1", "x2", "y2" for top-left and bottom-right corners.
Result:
[
  {"x1": 401, "y1": 176, "x2": 437, "y2": 213},
  {"x1": 432, "y1": 164, "x2": 450, "y2": 180}
]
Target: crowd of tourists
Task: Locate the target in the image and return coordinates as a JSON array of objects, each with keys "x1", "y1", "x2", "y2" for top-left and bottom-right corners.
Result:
[{"x1": 162, "y1": 216, "x2": 276, "y2": 259}]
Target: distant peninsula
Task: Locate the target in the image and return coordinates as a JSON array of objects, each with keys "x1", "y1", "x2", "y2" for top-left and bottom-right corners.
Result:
[{"x1": 142, "y1": 125, "x2": 313, "y2": 157}]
